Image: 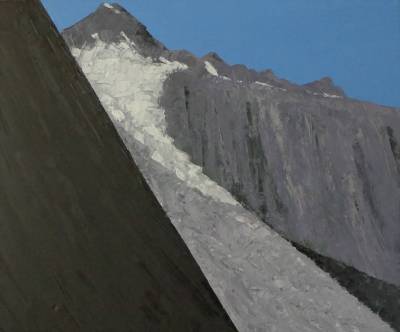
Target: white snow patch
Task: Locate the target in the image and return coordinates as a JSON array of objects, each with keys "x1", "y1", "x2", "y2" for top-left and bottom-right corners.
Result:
[
  {"x1": 323, "y1": 92, "x2": 342, "y2": 99},
  {"x1": 308, "y1": 89, "x2": 343, "y2": 99},
  {"x1": 72, "y1": 40, "x2": 237, "y2": 206},
  {"x1": 120, "y1": 31, "x2": 136, "y2": 48},
  {"x1": 204, "y1": 61, "x2": 219, "y2": 76},
  {"x1": 103, "y1": 3, "x2": 121, "y2": 14},
  {"x1": 159, "y1": 56, "x2": 171, "y2": 64},
  {"x1": 255, "y1": 81, "x2": 287, "y2": 92},
  {"x1": 255, "y1": 81, "x2": 273, "y2": 88}
]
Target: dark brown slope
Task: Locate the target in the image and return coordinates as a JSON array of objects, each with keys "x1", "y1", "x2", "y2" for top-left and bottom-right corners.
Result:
[{"x1": 0, "y1": 1, "x2": 236, "y2": 331}]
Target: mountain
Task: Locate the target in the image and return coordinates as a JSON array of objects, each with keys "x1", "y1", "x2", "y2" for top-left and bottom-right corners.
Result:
[
  {"x1": 161, "y1": 57, "x2": 400, "y2": 287},
  {"x1": 63, "y1": 2, "x2": 166, "y2": 58},
  {"x1": 65, "y1": 1, "x2": 400, "y2": 287},
  {"x1": 0, "y1": 1, "x2": 238, "y2": 331},
  {"x1": 61, "y1": 3, "x2": 399, "y2": 331}
]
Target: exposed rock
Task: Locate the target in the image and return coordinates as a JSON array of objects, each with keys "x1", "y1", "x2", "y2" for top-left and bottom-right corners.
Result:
[{"x1": 62, "y1": 3, "x2": 398, "y2": 331}]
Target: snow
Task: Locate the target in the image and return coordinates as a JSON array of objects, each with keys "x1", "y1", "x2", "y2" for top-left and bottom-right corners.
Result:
[
  {"x1": 120, "y1": 31, "x2": 136, "y2": 48},
  {"x1": 72, "y1": 37, "x2": 237, "y2": 206},
  {"x1": 323, "y1": 92, "x2": 342, "y2": 99},
  {"x1": 307, "y1": 89, "x2": 343, "y2": 99},
  {"x1": 70, "y1": 36, "x2": 393, "y2": 332},
  {"x1": 103, "y1": 3, "x2": 121, "y2": 14},
  {"x1": 255, "y1": 81, "x2": 273, "y2": 88},
  {"x1": 159, "y1": 56, "x2": 171, "y2": 64},
  {"x1": 255, "y1": 81, "x2": 287, "y2": 92},
  {"x1": 204, "y1": 60, "x2": 219, "y2": 76}
]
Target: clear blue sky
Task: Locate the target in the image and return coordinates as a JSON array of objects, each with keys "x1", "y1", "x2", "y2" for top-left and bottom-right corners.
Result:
[{"x1": 42, "y1": 0, "x2": 400, "y2": 107}]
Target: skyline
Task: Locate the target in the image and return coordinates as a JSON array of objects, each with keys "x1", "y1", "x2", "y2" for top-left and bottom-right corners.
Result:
[{"x1": 42, "y1": 0, "x2": 400, "y2": 107}]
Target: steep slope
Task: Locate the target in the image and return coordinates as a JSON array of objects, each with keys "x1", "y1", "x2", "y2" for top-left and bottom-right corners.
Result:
[
  {"x1": 90, "y1": 1, "x2": 400, "y2": 288},
  {"x1": 63, "y1": 3, "x2": 395, "y2": 331},
  {"x1": 0, "y1": 1, "x2": 237, "y2": 331},
  {"x1": 161, "y1": 54, "x2": 400, "y2": 287},
  {"x1": 63, "y1": 2, "x2": 165, "y2": 58}
]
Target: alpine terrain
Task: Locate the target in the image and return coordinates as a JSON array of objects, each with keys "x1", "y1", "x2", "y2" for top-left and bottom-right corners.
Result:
[{"x1": 61, "y1": 3, "x2": 399, "y2": 332}]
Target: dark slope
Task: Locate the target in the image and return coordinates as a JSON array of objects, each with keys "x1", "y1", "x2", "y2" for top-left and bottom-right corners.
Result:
[
  {"x1": 292, "y1": 242, "x2": 400, "y2": 331},
  {"x1": 0, "y1": 1, "x2": 236, "y2": 331}
]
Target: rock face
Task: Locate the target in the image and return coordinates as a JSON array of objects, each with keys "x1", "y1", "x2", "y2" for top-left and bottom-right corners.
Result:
[
  {"x1": 63, "y1": 2, "x2": 166, "y2": 58},
  {"x1": 158, "y1": 15, "x2": 400, "y2": 289},
  {"x1": 0, "y1": 1, "x2": 237, "y2": 331},
  {"x1": 62, "y1": 3, "x2": 397, "y2": 331},
  {"x1": 153, "y1": 34, "x2": 400, "y2": 289},
  {"x1": 304, "y1": 76, "x2": 346, "y2": 97},
  {"x1": 161, "y1": 56, "x2": 400, "y2": 287}
]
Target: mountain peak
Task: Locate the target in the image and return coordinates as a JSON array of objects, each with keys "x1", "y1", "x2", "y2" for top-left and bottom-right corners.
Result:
[
  {"x1": 203, "y1": 52, "x2": 225, "y2": 63},
  {"x1": 102, "y1": 3, "x2": 131, "y2": 15},
  {"x1": 62, "y1": 2, "x2": 166, "y2": 58},
  {"x1": 304, "y1": 76, "x2": 346, "y2": 97}
]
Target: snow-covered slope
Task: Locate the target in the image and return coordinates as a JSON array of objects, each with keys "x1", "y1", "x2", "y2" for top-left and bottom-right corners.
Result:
[
  {"x1": 69, "y1": 23, "x2": 393, "y2": 331},
  {"x1": 71, "y1": 36, "x2": 236, "y2": 205}
]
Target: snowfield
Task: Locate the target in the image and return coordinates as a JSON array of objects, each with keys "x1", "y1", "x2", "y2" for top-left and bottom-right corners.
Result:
[{"x1": 70, "y1": 34, "x2": 393, "y2": 332}]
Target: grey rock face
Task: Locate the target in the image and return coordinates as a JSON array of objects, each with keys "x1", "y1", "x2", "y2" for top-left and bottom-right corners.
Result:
[
  {"x1": 63, "y1": 3, "x2": 166, "y2": 58},
  {"x1": 304, "y1": 77, "x2": 346, "y2": 97},
  {"x1": 62, "y1": 1, "x2": 400, "y2": 288},
  {"x1": 161, "y1": 68, "x2": 400, "y2": 287},
  {"x1": 0, "y1": 1, "x2": 237, "y2": 331},
  {"x1": 61, "y1": 3, "x2": 400, "y2": 330}
]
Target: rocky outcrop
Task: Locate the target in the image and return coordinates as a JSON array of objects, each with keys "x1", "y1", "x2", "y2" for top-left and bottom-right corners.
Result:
[
  {"x1": 161, "y1": 68, "x2": 400, "y2": 287},
  {"x1": 63, "y1": 2, "x2": 166, "y2": 58},
  {"x1": 304, "y1": 76, "x2": 346, "y2": 97}
]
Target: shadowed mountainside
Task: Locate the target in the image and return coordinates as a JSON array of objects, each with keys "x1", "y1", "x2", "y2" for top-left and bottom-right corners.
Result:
[{"x1": 0, "y1": 1, "x2": 237, "y2": 331}]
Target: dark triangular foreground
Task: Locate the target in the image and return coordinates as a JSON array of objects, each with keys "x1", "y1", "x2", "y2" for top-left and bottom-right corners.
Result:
[{"x1": 0, "y1": 1, "x2": 236, "y2": 331}]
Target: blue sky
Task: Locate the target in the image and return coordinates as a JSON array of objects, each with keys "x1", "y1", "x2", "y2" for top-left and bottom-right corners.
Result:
[{"x1": 42, "y1": 0, "x2": 400, "y2": 107}]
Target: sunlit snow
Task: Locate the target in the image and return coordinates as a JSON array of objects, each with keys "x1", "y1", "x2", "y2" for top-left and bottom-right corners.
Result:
[
  {"x1": 72, "y1": 34, "x2": 237, "y2": 206},
  {"x1": 103, "y1": 3, "x2": 121, "y2": 14},
  {"x1": 204, "y1": 60, "x2": 219, "y2": 76}
]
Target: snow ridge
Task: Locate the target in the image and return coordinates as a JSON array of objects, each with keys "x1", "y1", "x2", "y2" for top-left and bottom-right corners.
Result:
[
  {"x1": 72, "y1": 33, "x2": 237, "y2": 206},
  {"x1": 103, "y1": 3, "x2": 121, "y2": 14},
  {"x1": 205, "y1": 60, "x2": 219, "y2": 76}
]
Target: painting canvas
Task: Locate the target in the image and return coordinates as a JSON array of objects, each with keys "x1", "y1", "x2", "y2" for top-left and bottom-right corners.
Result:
[{"x1": 0, "y1": 0, "x2": 399, "y2": 331}]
